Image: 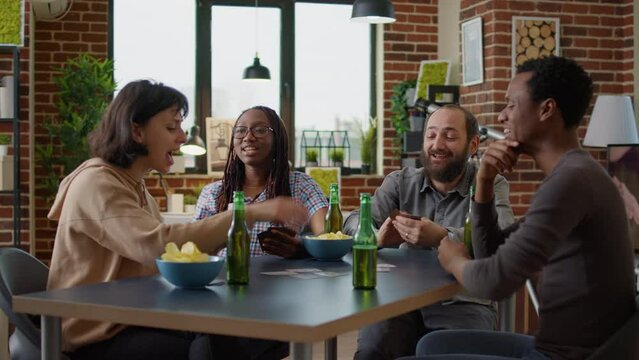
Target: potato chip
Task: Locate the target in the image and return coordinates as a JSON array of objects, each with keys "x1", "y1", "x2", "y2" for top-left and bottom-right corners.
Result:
[
  {"x1": 164, "y1": 242, "x2": 180, "y2": 255},
  {"x1": 181, "y1": 241, "x2": 200, "y2": 256},
  {"x1": 313, "y1": 231, "x2": 351, "y2": 240},
  {"x1": 161, "y1": 242, "x2": 209, "y2": 262}
]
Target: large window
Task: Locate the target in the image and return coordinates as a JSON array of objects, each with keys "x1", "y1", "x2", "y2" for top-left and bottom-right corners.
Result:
[
  {"x1": 112, "y1": 0, "x2": 375, "y2": 171},
  {"x1": 112, "y1": 0, "x2": 196, "y2": 130},
  {"x1": 294, "y1": 3, "x2": 371, "y2": 167}
]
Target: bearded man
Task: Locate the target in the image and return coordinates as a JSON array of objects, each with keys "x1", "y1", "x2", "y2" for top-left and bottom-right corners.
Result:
[{"x1": 343, "y1": 104, "x2": 515, "y2": 360}]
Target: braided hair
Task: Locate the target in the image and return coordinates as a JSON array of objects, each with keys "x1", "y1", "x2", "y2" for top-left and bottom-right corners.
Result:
[{"x1": 215, "y1": 106, "x2": 291, "y2": 213}]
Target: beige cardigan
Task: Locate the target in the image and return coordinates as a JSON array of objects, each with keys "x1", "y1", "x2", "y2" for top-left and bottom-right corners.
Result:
[{"x1": 47, "y1": 158, "x2": 229, "y2": 351}]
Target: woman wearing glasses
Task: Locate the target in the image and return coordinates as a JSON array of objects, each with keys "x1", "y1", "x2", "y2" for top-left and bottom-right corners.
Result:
[{"x1": 195, "y1": 106, "x2": 328, "y2": 258}]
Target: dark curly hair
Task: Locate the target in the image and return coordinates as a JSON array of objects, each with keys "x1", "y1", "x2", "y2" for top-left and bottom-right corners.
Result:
[
  {"x1": 89, "y1": 79, "x2": 188, "y2": 167},
  {"x1": 215, "y1": 106, "x2": 291, "y2": 213},
  {"x1": 516, "y1": 56, "x2": 593, "y2": 129}
]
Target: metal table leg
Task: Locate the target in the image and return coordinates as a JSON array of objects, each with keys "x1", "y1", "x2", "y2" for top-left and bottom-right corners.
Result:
[
  {"x1": 324, "y1": 337, "x2": 337, "y2": 360},
  {"x1": 499, "y1": 294, "x2": 516, "y2": 332},
  {"x1": 41, "y1": 316, "x2": 61, "y2": 360},
  {"x1": 291, "y1": 342, "x2": 312, "y2": 360}
]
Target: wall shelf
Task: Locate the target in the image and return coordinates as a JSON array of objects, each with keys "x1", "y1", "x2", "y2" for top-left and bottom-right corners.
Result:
[{"x1": 0, "y1": 46, "x2": 21, "y2": 247}]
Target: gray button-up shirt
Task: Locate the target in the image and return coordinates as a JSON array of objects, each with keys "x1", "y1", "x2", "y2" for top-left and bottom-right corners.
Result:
[
  {"x1": 343, "y1": 162, "x2": 515, "y2": 306},
  {"x1": 344, "y1": 162, "x2": 514, "y2": 244}
]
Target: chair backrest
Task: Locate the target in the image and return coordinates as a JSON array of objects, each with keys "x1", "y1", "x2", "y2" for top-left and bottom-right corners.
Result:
[
  {"x1": 0, "y1": 247, "x2": 49, "y2": 349},
  {"x1": 587, "y1": 295, "x2": 639, "y2": 360}
]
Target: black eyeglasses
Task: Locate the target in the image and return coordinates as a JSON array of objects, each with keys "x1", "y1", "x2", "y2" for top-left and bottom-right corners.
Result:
[{"x1": 232, "y1": 126, "x2": 274, "y2": 139}]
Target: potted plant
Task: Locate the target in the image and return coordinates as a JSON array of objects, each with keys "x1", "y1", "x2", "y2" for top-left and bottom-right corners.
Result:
[
  {"x1": 0, "y1": 134, "x2": 10, "y2": 157},
  {"x1": 35, "y1": 54, "x2": 116, "y2": 203},
  {"x1": 360, "y1": 116, "x2": 378, "y2": 174},
  {"x1": 329, "y1": 148, "x2": 344, "y2": 168},
  {"x1": 390, "y1": 79, "x2": 417, "y2": 152},
  {"x1": 183, "y1": 194, "x2": 197, "y2": 214},
  {"x1": 305, "y1": 148, "x2": 319, "y2": 167}
]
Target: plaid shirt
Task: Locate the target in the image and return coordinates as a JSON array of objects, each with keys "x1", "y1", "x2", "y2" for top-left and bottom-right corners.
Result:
[{"x1": 194, "y1": 171, "x2": 328, "y2": 257}]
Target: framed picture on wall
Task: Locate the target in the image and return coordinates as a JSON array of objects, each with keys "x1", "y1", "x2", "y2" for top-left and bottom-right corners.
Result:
[
  {"x1": 205, "y1": 117, "x2": 234, "y2": 177},
  {"x1": 0, "y1": 0, "x2": 24, "y2": 46},
  {"x1": 461, "y1": 17, "x2": 484, "y2": 86},
  {"x1": 512, "y1": 16, "x2": 560, "y2": 71},
  {"x1": 413, "y1": 60, "x2": 451, "y2": 104},
  {"x1": 305, "y1": 167, "x2": 341, "y2": 197}
]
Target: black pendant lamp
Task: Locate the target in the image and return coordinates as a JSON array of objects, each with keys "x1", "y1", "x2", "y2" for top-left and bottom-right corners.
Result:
[
  {"x1": 243, "y1": 54, "x2": 271, "y2": 81},
  {"x1": 350, "y1": 0, "x2": 396, "y2": 24},
  {"x1": 243, "y1": 0, "x2": 271, "y2": 81}
]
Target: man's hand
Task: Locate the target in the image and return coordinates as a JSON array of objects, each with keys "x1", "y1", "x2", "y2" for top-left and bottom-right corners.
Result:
[
  {"x1": 247, "y1": 197, "x2": 309, "y2": 230},
  {"x1": 476, "y1": 140, "x2": 519, "y2": 203},
  {"x1": 437, "y1": 236, "x2": 470, "y2": 282},
  {"x1": 392, "y1": 212, "x2": 447, "y2": 248},
  {"x1": 377, "y1": 217, "x2": 404, "y2": 248},
  {"x1": 477, "y1": 140, "x2": 520, "y2": 182},
  {"x1": 260, "y1": 229, "x2": 304, "y2": 258}
]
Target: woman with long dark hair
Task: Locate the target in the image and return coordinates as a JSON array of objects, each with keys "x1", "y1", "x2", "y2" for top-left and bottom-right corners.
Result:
[{"x1": 195, "y1": 106, "x2": 328, "y2": 258}]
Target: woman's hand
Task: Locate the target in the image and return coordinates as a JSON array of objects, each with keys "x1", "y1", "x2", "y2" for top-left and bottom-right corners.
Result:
[
  {"x1": 612, "y1": 176, "x2": 639, "y2": 225},
  {"x1": 261, "y1": 229, "x2": 304, "y2": 258},
  {"x1": 247, "y1": 197, "x2": 309, "y2": 229}
]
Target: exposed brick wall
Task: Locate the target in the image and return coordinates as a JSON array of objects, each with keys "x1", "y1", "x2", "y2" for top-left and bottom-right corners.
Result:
[
  {"x1": 32, "y1": 0, "x2": 109, "y2": 259},
  {"x1": 12, "y1": 0, "x2": 634, "y2": 264},
  {"x1": 142, "y1": 174, "x2": 381, "y2": 213},
  {"x1": 459, "y1": 0, "x2": 635, "y2": 218}
]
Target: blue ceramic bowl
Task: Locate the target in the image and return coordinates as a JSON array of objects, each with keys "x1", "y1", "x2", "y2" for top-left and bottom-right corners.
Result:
[
  {"x1": 156, "y1": 256, "x2": 224, "y2": 288},
  {"x1": 302, "y1": 235, "x2": 353, "y2": 261}
]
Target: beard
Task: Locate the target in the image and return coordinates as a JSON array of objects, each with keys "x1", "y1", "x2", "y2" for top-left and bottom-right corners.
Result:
[{"x1": 420, "y1": 144, "x2": 470, "y2": 183}]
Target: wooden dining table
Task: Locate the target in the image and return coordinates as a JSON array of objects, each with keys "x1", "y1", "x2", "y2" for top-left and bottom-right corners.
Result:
[{"x1": 13, "y1": 248, "x2": 461, "y2": 360}]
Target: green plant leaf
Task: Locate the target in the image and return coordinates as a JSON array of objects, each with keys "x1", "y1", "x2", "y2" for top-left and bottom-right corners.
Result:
[
  {"x1": 390, "y1": 79, "x2": 417, "y2": 152},
  {"x1": 36, "y1": 54, "x2": 116, "y2": 202},
  {"x1": 305, "y1": 148, "x2": 319, "y2": 162},
  {"x1": 359, "y1": 116, "x2": 377, "y2": 167}
]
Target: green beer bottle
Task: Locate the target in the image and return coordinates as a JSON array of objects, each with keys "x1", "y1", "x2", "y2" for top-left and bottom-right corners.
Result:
[
  {"x1": 324, "y1": 183, "x2": 343, "y2": 233},
  {"x1": 463, "y1": 185, "x2": 475, "y2": 259},
  {"x1": 353, "y1": 193, "x2": 377, "y2": 289},
  {"x1": 227, "y1": 191, "x2": 250, "y2": 284}
]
